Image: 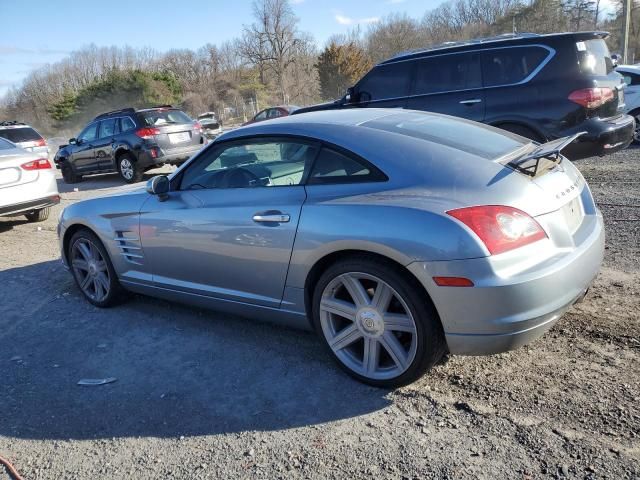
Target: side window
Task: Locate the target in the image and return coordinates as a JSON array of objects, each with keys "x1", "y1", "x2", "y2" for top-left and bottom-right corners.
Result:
[
  {"x1": 482, "y1": 47, "x2": 549, "y2": 87},
  {"x1": 98, "y1": 118, "x2": 117, "y2": 138},
  {"x1": 254, "y1": 110, "x2": 268, "y2": 121},
  {"x1": 120, "y1": 117, "x2": 136, "y2": 132},
  {"x1": 78, "y1": 123, "x2": 98, "y2": 143},
  {"x1": 414, "y1": 53, "x2": 481, "y2": 95},
  {"x1": 356, "y1": 62, "x2": 411, "y2": 102},
  {"x1": 268, "y1": 109, "x2": 282, "y2": 119},
  {"x1": 623, "y1": 72, "x2": 640, "y2": 86},
  {"x1": 307, "y1": 147, "x2": 386, "y2": 185},
  {"x1": 180, "y1": 140, "x2": 318, "y2": 190}
]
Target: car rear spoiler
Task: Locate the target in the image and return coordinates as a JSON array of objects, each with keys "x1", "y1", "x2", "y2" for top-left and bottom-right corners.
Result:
[{"x1": 507, "y1": 132, "x2": 586, "y2": 177}]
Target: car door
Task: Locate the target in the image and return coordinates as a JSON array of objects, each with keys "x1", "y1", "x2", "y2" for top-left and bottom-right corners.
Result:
[
  {"x1": 351, "y1": 61, "x2": 411, "y2": 109},
  {"x1": 72, "y1": 122, "x2": 99, "y2": 172},
  {"x1": 94, "y1": 118, "x2": 118, "y2": 170},
  {"x1": 621, "y1": 70, "x2": 640, "y2": 112},
  {"x1": 138, "y1": 137, "x2": 319, "y2": 308},
  {"x1": 406, "y1": 52, "x2": 485, "y2": 121}
]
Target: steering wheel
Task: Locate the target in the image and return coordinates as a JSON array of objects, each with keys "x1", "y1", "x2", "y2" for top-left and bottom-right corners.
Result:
[{"x1": 221, "y1": 167, "x2": 261, "y2": 188}]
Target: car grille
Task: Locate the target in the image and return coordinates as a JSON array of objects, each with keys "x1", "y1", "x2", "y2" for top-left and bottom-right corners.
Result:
[{"x1": 114, "y1": 231, "x2": 144, "y2": 265}]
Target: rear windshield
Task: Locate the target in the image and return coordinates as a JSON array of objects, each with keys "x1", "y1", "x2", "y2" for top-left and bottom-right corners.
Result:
[
  {"x1": 0, "y1": 126, "x2": 42, "y2": 143},
  {"x1": 139, "y1": 109, "x2": 193, "y2": 126},
  {"x1": 362, "y1": 112, "x2": 526, "y2": 159},
  {"x1": 577, "y1": 39, "x2": 614, "y2": 76}
]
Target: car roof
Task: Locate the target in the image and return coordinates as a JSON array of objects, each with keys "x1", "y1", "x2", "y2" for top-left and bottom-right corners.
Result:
[{"x1": 379, "y1": 31, "x2": 609, "y2": 65}]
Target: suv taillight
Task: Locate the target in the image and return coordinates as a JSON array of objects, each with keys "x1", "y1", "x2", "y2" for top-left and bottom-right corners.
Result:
[
  {"x1": 35, "y1": 138, "x2": 47, "y2": 147},
  {"x1": 447, "y1": 205, "x2": 547, "y2": 255},
  {"x1": 21, "y1": 158, "x2": 52, "y2": 170},
  {"x1": 135, "y1": 127, "x2": 160, "y2": 139},
  {"x1": 193, "y1": 121, "x2": 202, "y2": 133},
  {"x1": 568, "y1": 87, "x2": 614, "y2": 109}
]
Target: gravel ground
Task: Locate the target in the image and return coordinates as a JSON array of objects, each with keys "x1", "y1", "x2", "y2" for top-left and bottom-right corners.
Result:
[{"x1": 0, "y1": 148, "x2": 638, "y2": 480}]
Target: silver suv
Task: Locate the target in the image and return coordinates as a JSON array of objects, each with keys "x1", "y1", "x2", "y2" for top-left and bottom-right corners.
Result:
[{"x1": 0, "y1": 121, "x2": 49, "y2": 159}]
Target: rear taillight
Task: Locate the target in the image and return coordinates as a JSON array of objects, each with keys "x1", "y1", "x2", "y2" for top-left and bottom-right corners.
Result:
[
  {"x1": 447, "y1": 205, "x2": 546, "y2": 255},
  {"x1": 135, "y1": 127, "x2": 160, "y2": 139},
  {"x1": 568, "y1": 87, "x2": 614, "y2": 109},
  {"x1": 21, "y1": 158, "x2": 52, "y2": 170},
  {"x1": 193, "y1": 121, "x2": 202, "y2": 133},
  {"x1": 35, "y1": 138, "x2": 47, "y2": 147}
]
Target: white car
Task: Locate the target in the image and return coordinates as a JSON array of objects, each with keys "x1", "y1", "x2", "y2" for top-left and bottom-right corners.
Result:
[
  {"x1": 617, "y1": 65, "x2": 640, "y2": 143},
  {"x1": 0, "y1": 137, "x2": 59, "y2": 222}
]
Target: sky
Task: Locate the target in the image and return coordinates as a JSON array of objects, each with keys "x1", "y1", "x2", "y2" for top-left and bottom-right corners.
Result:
[{"x1": 0, "y1": 0, "x2": 441, "y2": 98}]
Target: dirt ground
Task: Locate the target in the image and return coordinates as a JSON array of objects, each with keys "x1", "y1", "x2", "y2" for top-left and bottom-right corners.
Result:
[{"x1": 1, "y1": 148, "x2": 638, "y2": 480}]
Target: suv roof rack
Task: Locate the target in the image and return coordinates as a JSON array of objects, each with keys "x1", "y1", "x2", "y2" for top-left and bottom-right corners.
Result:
[
  {"x1": 93, "y1": 108, "x2": 136, "y2": 121},
  {"x1": 0, "y1": 121, "x2": 27, "y2": 127}
]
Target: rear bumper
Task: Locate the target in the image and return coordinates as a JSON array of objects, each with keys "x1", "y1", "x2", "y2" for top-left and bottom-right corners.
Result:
[
  {"x1": 408, "y1": 211, "x2": 605, "y2": 355},
  {"x1": 0, "y1": 194, "x2": 60, "y2": 216},
  {"x1": 137, "y1": 145, "x2": 204, "y2": 169},
  {"x1": 559, "y1": 114, "x2": 635, "y2": 159}
]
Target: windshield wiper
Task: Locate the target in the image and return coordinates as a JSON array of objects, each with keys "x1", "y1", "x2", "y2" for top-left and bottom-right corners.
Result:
[{"x1": 508, "y1": 132, "x2": 586, "y2": 177}]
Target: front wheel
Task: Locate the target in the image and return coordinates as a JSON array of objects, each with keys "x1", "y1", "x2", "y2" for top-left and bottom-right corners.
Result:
[
  {"x1": 632, "y1": 111, "x2": 640, "y2": 144},
  {"x1": 312, "y1": 256, "x2": 446, "y2": 388},
  {"x1": 117, "y1": 154, "x2": 143, "y2": 183}
]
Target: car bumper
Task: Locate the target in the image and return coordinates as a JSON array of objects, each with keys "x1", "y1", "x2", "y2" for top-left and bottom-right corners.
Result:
[
  {"x1": 138, "y1": 145, "x2": 204, "y2": 169},
  {"x1": 559, "y1": 114, "x2": 635, "y2": 160},
  {"x1": 0, "y1": 194, "x2": 60, "y2": 216},
  {"x1": 0, "y1": 170, "x2": 60, "y2": 216},
  {"x1": 408, "y1": 210, "x2": 605, "y2": 355}
]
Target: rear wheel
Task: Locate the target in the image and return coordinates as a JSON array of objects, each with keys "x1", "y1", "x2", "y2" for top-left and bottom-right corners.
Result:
[
  {"x1": 631, "y1": 110, "x2": 640, "y2": 144},
  {"x1": 312, "y1": 256, "x2": 446, "y2": 388},
  {"x1": 117, "y1": 154, "x2": 143, "y2": 183},
  {"x1": 68, "y1": 229, "x2": 125, "y2": 307},
  {"x1": 25, "y1": 207, "x2": 50, "y2": 222}
]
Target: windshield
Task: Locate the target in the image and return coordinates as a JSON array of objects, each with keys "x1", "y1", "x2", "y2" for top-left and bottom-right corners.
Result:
[
  {"x1": 0, "y1": 126, "x2": 42, "y2": 143},
  {"x1": 362, "y1": 112, "x2": 526, "y2": 159},
  {"x1": 140, "y1": 109, "x2": 193, "y2": 126}
]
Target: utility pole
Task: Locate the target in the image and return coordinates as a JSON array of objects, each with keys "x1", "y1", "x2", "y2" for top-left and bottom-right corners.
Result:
[{"x1": 621, "y1": 0, "x2": 632, "y2": 64}]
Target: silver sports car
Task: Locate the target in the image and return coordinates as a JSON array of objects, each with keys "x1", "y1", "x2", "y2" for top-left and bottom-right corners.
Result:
[{"x1": 58, "y1": 109, "x2": 604, "y2": 387}]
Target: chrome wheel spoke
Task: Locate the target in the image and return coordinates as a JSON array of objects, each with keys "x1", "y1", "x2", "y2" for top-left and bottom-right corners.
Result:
[
  {"x1": 380, "y1": 331, "x2": 409, "y2": 371},
  {"x1": 328, "y1": 324, "x2": 362, "y2": 351},
  {"x1": 363, "y1": 338, "x2": 380, "y2": 375},
  {"x1": 95, "y1": 272, "x2": 110, "y2": 294},
  {"x1": 77, "y1": 242, "x2": 92, "y2": 262},
  {"x1": 371, "y1": 281, "x2": 393, "y2": 312},
  {"x1": 384, "y1": 313, "x2": 416, "y2": 333},
  {"x1": 95, "y1": 260, "x2": 107, "y2": 272},
  {"x1": 72, "y1": 259, "x2": 89, "y2": 271},
  {"x1": 79, "y1": 273, "x2": 93, "y2": 290},
  {"x1": 320, "y1": 297, "x2": 357, "y2": 321},
  {"x1": 340, "y1": 274, "x2": 369, "y2": 307}
]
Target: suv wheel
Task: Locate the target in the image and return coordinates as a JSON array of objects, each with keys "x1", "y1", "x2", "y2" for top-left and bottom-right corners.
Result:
[
  {"x1": 25, "y1": 207, "x2": 50, "y2": 222},
  {"x1": 117, "y1": 154, "x2": 143, "y2": 183},
  {"x1": 631, "y1": 110, "x2": 640, "y2": 144},
  {"x1": 61, "y1": 165, "x2": 82, "y2": 184},
  {"x1": 312, "y1": 256, "x2": 446, "y2": 388}
]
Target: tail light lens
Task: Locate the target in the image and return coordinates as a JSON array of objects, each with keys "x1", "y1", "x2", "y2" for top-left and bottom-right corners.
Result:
[
  {"x1": 447, "y1": 205, "x2": 547, "y2": 255},
  {"x1": 21, "y1": 158, "x2": 52, "y2": 170},
  {"x1": 193, "y1": 121, "x2": 202, "y2": 133},
  {"x1": 35, "y1": 138, "x2": 47, "y2": 147},
  {"x1": 135, "y1": 127, "x2": 160, "y2": 139},
  {"x1": 568, "y1": 87, "x2": 614, "y2": 109}
]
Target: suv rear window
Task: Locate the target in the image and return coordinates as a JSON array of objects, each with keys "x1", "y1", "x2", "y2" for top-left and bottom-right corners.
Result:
[
  {"x1": 577, "y1": 39, "x2": 614, "y2": 76},
  {"x1": 482, "y1": 47, "x2": 549, "y2": 87},
  {"x1": 0, "y1": 126, "x2": 42, "y2": 143},
  {"x1": 356, "y1": 62, "x2": 411, "y2": 102},
  {"x1": 140, "y1": 109, "x2": 193, "y2": 126}
]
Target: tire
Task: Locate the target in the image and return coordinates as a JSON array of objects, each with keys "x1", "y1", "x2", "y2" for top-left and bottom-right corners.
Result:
[
  {"x1": 68, "y1": 229, "x2": 126, "y2": 307},
  {"x1": 312, "y1": 255, "x2": 446, "y2": 388},
  {"x1": 117, "y1": 153, "x2": 143, "y2": 183},
  {"x1": 61, "y1": 165, "x2": 82, "y2": 184},
  {"x1": 497, "y1": 123, "x2": 545, "y2": 143},
  {"x1": 25, "y1": 207, "x2": 50, "y2": 222},
  {"x1": 630, "y1": 110, "x2": 640, "y2": 145}
]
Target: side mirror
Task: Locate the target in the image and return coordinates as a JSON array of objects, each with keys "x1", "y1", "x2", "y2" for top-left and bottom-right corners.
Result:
[
  {"x1": 146, "y1": 175, "x2": 170, "y2": 201},
  {"x1": 345, "y1": 87, "x2": 355, "y2": 104},
  {"x1": 611, "y1": 54, "x2": 620, "y2": 67},
  {"x1": 69, "y1": 138, "x2": 77, "y2": 145}
]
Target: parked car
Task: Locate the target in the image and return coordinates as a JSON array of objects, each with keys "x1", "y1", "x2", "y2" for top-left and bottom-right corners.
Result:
[
  {"x1": 54, "y1": 106, "x2": 206, "y2": 184},
  {"x1": 616, "y1": 64, "x2": 640, "y2": 143},
  {"x1": 198, "y1": 112, "x2": 223, "y2": 139},
  {"x1": 0, "y1": 137, "x2": 59, "y2": 222},
  {"x1": 243, "y1": 105, "x2": 300, "y2": 126},
  {"x1": 58, "y1": 109, "x2": 603, "y2": 387},
  {"x1": 295, "y1": 31, "x2": 634, "y2": 160},
  {"x1": 0, "y1": 121, "x2": 49, "y2": 159}
]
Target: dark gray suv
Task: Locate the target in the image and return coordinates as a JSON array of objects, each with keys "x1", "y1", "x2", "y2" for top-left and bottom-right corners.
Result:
[{"x1": 54, "y1": 106, "x2": 205, "y2": 183}]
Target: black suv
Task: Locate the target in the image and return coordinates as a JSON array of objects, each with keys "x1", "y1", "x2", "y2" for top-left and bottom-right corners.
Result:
[
  {"x1": 54, "y1": 106, "x2": 205, "y2": 183},
  {"x1": 295, "y1": 31, "x2": 634, "y2": 159}
]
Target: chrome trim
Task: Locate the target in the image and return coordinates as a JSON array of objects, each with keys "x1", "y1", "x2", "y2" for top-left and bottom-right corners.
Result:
[
  {"x1": 252, "y1": 214, "x2": 291, "y2": 223},
  {"x1": 358, "y1": 45, "x2": 556, "y2": 105},
  {"x1": 459, "y1": 99, "x2": 482, "y2": 105}
]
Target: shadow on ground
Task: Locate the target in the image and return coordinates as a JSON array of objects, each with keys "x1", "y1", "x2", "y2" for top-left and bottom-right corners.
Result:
[{"x1": 0, "y1": 260, "x2": 389, "y2": 441}]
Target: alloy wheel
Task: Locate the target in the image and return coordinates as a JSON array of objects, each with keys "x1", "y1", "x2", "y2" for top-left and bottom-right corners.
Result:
[
  {"x1": 319, "y1": 272, "x2": 418, "y2": 381},
  {"x1": 70, "y1": 238, "x2": 110, "y2": 302},
  {"x1": 120, "y1": 158, "x2": 134, "y2": 180},
  {"x1": 634, "y1": 115, "x2": 640, "y2": 143}
]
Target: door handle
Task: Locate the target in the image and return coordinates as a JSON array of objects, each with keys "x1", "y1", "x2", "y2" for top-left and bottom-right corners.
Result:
[
  {"x1": 252, "y1": 212, "x2": 290, "y2": 223},
  {"x1": 459, "y1": 99, "x2": 482, "y2": 105}
]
